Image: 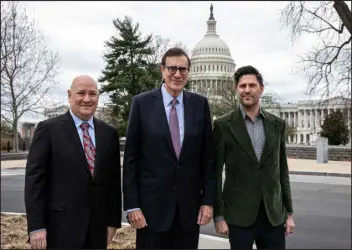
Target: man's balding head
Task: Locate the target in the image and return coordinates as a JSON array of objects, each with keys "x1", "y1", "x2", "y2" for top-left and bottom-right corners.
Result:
[
  {"x1": 68, "y1": 75, "x2": 99, "y2": 121},
  {"x1": 70, "y1": 75, "x2": 98, "y2": 91}
]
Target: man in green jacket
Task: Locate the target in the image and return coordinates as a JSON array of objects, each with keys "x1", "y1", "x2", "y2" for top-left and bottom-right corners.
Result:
[{"x1": 213, "y1": 65, "x2": 295, "y2": 249}]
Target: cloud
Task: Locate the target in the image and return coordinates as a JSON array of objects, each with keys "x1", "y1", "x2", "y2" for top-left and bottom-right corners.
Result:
[{"x1": 22, "y1": 1, "x2": 317, "y2": 109}]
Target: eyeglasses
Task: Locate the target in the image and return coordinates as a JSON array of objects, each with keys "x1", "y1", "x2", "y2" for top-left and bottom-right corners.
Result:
[{"x1": 165, "y1": 66, "x2": 189, "y2": 75}]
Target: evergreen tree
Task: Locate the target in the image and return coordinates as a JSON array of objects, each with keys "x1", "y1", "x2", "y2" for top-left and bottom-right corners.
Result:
[
  {"x1": 320, "y1": 109, "x2": 349, "y2": 145},
  {"x1": 98, "y1": 16, "x2": 159, "y2": 136}
]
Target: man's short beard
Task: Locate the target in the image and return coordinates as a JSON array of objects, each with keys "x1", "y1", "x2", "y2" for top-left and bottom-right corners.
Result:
[{"x1": 240, "y1": 98, "x2": 259, "y2": 108}]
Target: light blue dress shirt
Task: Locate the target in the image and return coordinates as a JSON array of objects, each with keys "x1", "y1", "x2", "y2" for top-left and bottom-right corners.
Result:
[
  {"x1": 30, "y1": 110, "x2": 96, "y2": 234},
  {"x1": 126, "y1": 84, "x2": 185, "y2": 214}
]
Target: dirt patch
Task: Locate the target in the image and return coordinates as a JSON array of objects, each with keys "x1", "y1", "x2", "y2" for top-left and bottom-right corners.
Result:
[{"x1": 1, "y1": 213, "x2": 136, "y2": 249}]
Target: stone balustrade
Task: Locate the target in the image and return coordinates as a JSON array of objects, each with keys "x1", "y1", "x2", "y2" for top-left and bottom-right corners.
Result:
[{"x1": 1, "y1": 140, "x2": 350, "y2": 162}]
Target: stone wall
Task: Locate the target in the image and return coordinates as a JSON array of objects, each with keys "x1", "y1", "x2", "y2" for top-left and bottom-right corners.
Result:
[
  {"x1": 286, "y1": 145, "x2": 351, "y2": 161},
  {"x1": 1, "y1": 140, "x2": 350, "y2": 162}
]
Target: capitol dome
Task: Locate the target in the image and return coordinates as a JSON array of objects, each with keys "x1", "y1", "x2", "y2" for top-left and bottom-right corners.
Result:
[{"x1": 189, "y1": 4, "x2": 236, "y2": 98}]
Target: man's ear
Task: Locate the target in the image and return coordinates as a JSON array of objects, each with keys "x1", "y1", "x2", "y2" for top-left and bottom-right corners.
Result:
[{"x1": 68, "y1": 89, "x2": 72, "y2": 102}]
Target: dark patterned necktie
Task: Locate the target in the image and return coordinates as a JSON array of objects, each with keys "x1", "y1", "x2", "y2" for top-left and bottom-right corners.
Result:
[
  {"x1": 80, "y1": 122, "x2": 95, "y2": 175},
  {"x1": 169, "y1": 98, "x2": 181, "y2": 158}
]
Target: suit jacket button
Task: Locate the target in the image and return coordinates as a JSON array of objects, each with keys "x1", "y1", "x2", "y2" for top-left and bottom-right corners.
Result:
[{"x1": 173, "y1": 186, "x2": 177, "y2": 191}]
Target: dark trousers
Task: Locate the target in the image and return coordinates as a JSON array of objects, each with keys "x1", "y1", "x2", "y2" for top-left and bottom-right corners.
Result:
[
  {"x1": 136, "y1": 206, "x2": 200, "y2": 249},
  {"x1": 82, "y1": 223, "x2": 107, "y2": 249},
  {"x1": 228, "y1": 202, "x2": 285, "y2": 249}
]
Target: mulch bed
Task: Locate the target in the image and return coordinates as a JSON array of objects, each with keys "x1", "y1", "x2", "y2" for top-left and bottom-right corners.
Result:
[{"x1": 1, "y1": 213, "x2": 136, "y2": 249}]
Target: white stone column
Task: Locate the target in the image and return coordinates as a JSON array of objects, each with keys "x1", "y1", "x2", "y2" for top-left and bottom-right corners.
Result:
[
  {"x1": 315, "y1": 109, "x2": 319, "y2": 129},
  {"x1": 288, "y1": 112, "x2": 291, "y2": 126},
  {"x1": 304, "y1": 109, "x2": 308, "y2": 128},
  {"x1": 297, "y1": 110, "x2": 301, "y2": 128},
  {"x1": 310, "y1": 109, "x2": 314, "y2": 131},
  {"x1": 293, "y1": 112, "x2": 296, "y2": 127}
]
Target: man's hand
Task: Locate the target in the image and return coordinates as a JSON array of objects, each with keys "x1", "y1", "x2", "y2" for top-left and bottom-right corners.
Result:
[
  {"x1": 107, "y1": 227, "x2": 117, "y2": 246},
  {"x1": 127, "y1": 210, "x2": 147, "y2": 229},
  {"x1": 30, "y1": 230, "x2": 47, "y2": 249},
  {"x1": 285, "y1": 215, "x2": 295, "y2": 236},
  {"x1": 215, "y1": 220, "x2": 229, "y2": 235},
  {"x1": 197, "y1": 205, "x2": 213, "y2": 225}
]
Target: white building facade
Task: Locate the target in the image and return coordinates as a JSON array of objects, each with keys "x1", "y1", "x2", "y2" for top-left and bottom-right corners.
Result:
[
  {"x1": 263, "y1": 97, "x2": 351, "y2": 145},
  {"x1": 189, "y1": 4, "x2": 236, "y2": 99}
]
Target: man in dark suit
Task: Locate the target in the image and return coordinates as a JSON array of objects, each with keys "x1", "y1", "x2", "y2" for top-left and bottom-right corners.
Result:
[
  {"x1": 24, "y1": 75, "x2": 122, "y2": 249},
  {"x1": 213, "y1": 66, "x2": 295, "y2": 249},
  {"x1": 123, "y1": 47, "x2": 216, "y2": 249}
]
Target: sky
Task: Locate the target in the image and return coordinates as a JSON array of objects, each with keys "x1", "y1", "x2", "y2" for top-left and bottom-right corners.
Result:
[{"x1": 18, "y1": 1, "x2": 323, "y2": 122}]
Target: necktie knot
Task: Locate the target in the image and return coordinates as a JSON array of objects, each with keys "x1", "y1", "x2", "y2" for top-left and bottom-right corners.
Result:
[
  {"x1": 80, "y1": 122, "x2": 89, "y2": 131},
  {"x1": 171, "y1": 98, "x2": 178, "y2": 108}
]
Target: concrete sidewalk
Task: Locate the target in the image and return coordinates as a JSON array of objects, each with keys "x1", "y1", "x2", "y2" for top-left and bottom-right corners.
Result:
[{"x1": 2, "y1": 158, "x2": 350, "y2": 177}]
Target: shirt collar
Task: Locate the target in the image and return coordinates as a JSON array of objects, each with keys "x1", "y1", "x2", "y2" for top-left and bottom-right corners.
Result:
[
  {"x1": 239, "y1": 104, "x2": 265, "y2": 119},
  {"x1": 69, "y1": 109, "x2": 95, "y2": 129},
  {"x1": 161, "y1": 83, "x2": 183, "y2": 107}
]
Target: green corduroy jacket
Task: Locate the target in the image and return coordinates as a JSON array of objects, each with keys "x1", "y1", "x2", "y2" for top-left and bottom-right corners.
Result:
[{"x1": 213, "y1": 107, "x2": 293, "y2": 227}]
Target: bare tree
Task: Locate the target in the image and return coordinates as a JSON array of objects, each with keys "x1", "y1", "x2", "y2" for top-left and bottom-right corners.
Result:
[
  {"x1": 147, "y1": 35, "x2": 170, "y2": 65},
  {"x1": 173, "y1": 41, "x2": 190, "y2": 55},
  {"x1": 1, "y1": 1, "x2": 60, "y2": 151},
  {"x1": 279, "y1": 1, "x2": 351, "y2": 99},
  {"x1": 148, "y1": 35, "x2": 190, "y2": 66}
]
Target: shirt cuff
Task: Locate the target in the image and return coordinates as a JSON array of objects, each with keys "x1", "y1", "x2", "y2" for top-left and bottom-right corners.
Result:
[
  {"x1": 30, "y1": 228, "x2": 46, "y2": 234},
  {"x1": 126, "y1": 208, "x2": 140, "y2": 213},
  {"x1": 213, "y1": 215, "x2": 225, "y2": 223}
]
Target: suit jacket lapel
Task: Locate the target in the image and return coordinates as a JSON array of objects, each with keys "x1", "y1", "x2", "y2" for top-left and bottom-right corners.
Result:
[
  {"x1": 178, "y1": 90, "x2": 192, "y2": 161},
  {"x1": 61, "y1": 111, "x2": 92, "y2": 177},
  {"x1": 228, "y1": 108, "x2": 258, "y2": 164},
  {"x1": 92, "y1": 117, "x2": 105, "y2": 178},
  {"x1": 260, "y1": 112, "x2": 279, "y2": 165},
  {"x1": 152, "y1": 88, "x2": 178, "y2": 160}
]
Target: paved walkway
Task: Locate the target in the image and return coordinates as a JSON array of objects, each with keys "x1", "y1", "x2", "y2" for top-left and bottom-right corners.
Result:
[{"x1": 2, "y1": 158, "x2": 350, "y2": 176}]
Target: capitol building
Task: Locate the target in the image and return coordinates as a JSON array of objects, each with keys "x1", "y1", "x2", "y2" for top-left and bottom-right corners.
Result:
[
  {"x1": 188, "y1": 4, "x2": 236, "y2": 98},
  {"x1": 188, "y1": 4, "x2": 351, "y2": 146}
]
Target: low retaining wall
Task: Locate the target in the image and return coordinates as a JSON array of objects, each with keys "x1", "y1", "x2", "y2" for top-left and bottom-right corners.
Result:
[
  {"x1": 1, "y1": 143, "x2": 350, "y2": 162},
  {"x1": 286, "y1": 145, "x2": 351, "y2": 161}
]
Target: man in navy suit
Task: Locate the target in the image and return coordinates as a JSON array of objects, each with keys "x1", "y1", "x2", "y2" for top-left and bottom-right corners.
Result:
[{"x1": 123, "y1": 47, "x2": 216, "y2": 249}]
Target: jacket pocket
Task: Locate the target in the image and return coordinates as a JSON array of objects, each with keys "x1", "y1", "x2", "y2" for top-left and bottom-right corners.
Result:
[{"x1": 48, "y1": 201, "x2": 66, "y2": 211}]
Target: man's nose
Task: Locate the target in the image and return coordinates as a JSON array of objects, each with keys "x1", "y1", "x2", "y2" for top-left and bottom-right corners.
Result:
[
  {"x1": 83, "y1": 94, "x2": 91, "y2": 101},
  {"x1": 174, "y1": 70, "x2": 181, "y2": 78}
]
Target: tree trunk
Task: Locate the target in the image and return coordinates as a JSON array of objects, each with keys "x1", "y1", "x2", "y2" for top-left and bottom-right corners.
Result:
[
  {"x1": 12, "y1": 120, "x2": 19, "y2": 152},
  {"x1": 333, "y1": 1, "x2": 352, "y2": 35}
]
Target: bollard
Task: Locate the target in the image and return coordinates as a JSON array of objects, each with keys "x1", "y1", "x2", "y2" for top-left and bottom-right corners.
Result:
[
  {"x1": 7, "y1": 141, "x2": 10, "y2": 152},
  {"x1": 316, "y1": 137, "x2": 328, "y2": 163}
]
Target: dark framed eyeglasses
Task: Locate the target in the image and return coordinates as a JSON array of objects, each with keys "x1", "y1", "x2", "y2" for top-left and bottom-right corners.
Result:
[{"x1": 165, "y1": 66, "x2": 189, "y2": 75}]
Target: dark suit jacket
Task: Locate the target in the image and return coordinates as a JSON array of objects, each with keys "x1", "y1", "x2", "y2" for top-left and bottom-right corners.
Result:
[
  {"x1": 213, "y1": 107, "x2": 293, "y2": 227},
  {"x1": 24, "y1": 111, "x2": 121, "y2": 249},
  {"x1": 123, "y1": 87, "x2": 216, "y2": 232}
]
